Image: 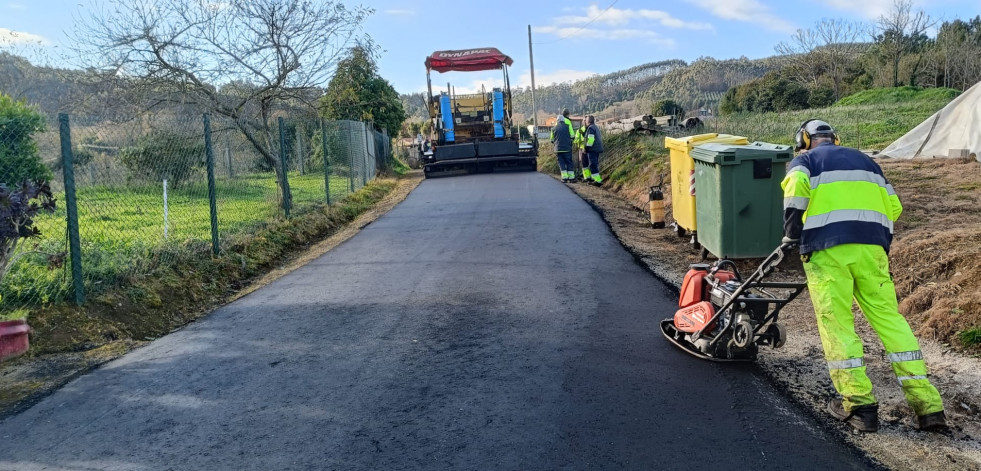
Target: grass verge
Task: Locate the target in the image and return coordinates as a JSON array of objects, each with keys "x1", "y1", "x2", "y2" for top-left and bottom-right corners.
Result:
[{"x1": 18, "y1": 178, "x2": 397, "y2": 355}]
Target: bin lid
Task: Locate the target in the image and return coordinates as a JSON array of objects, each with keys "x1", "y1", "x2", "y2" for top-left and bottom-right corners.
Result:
[
  {"x1": 665, "y1": 133, "x2": 749, "y2": 151},
  {"x1": 691, "y1": 141, "x2": 794, "y2": 165}
]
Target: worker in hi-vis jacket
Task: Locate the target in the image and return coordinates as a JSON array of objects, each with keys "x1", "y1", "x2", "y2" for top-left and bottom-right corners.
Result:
[
  {"x1": 550, "y1": 109, "x2": 575, "y2": 182},
  {"x1": 574, "y1": 117, "x2": 589, "y2": 182},
  {"x1": 781, "y1": 118, "x2": 946, "y2": 434},
  {"x1": 583, "y1": 116, "x2": 603, "y2": 186}
]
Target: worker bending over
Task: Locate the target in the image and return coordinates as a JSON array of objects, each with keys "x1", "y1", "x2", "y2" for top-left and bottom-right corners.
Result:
[{"x1": 781, "y1": 119, "x2": 946, "y2": 433}]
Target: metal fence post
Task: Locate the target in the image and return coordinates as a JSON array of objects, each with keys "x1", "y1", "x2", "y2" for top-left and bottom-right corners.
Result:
[
  {"x1": 58, "y1": 113, "x2": 85, "y2": 306},
  {"x1": 321, "y1": 118, "x2": 331, "y2": 205},
  {"x1": 225, "y1": 136, "x2": 234, "y2": 178},
  {"x1": 349, "y1": 122, "x2": 355, "y2": 193},
  {"x1": 363, "y1": 123, "x2": 370, "y2": 186},
  {"x1": 278, "y1": 116, "x2": 292, "y2": 218},
  {"x1": 203, "y1": 114, "x2": 220, "y2": 256},
  {"x1": 297, "y1": 124, "x2": 306, "y2": 175},
  {"x1": 382, "y1": 129, "x2": 391, "y2": 171}
]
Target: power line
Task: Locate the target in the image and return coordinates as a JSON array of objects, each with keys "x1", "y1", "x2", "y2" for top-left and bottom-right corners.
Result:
[{"x1": 533, "y1": 0, "x2": 621, "y2": 45}]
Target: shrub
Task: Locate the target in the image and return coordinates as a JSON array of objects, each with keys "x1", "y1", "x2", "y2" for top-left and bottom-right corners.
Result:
[
  {"x1": 119, "y1": 130, "x2": 206, "y2": 187},
  {"x1": 808, "y1": 87, "x2": 836, "y2": 108},
  {"x1": 0, "y1": 181, "x2": 56, "y2": 299},
  {"x1": 652, "y1": 100, "x2": 685, "y2": 118},
  {"x1": 0, "y1": 93, "x2": 51, "y2": 185}
]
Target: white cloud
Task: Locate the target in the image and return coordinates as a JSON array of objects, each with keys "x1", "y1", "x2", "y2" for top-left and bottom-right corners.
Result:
[
  {"x1": 384, "y1": 9, "x2": 415, "y2": 16},
  {"x1": 407, "y1": 68, "x2": 599, "y2": 95},
  {"x1": 822, "y1": 0, "x2": 927, "y2": 19},
  {"x1": 5, "y1": 3, "x2": 27, "y2": 10},
  {"x1": 516, "y1": 69, "x2": 599, "y2": 88},
  {"x1": 685, "y1": 0, "x2": 796, "y2": 33},
  {"x1": 555, "y1": 4, "x2": 712, "y2": 30},
  {"x1": 451, "y1": 76, "x2": 506, "y2": 94},
  {"x1": 0, "y1": 27, "x2": 49, "y2": 46},
  {"x1": 533, "y1": 25, "x2": 676, "y2": 47}
]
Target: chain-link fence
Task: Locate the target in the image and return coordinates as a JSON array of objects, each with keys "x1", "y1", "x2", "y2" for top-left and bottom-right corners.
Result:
[{"x1": 0, "y1": 112, "x2": 393, "y2": 318}]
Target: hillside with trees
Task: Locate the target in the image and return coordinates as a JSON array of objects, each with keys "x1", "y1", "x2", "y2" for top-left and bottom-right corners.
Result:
[
  {"x1": 400, "y1": 56, "x2": 779, "y2": 129},
  {"x1": 396, "y1": 2, "x2": 980, "y2": 129},
  {"x1": 721, "y1": 3, "x2": 981, "y2": 114}
]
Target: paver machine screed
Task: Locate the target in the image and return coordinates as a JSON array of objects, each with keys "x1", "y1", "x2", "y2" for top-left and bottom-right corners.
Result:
[{"x1": 423, "y1": 48, "x2": 537, "y2": 177}]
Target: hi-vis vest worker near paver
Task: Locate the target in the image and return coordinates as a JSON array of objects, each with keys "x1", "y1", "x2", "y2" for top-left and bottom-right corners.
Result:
[
  {"x1": 781, "y1": 119, "x2": 946, "y2": 434},
  {"x1": 583, "y1": 115, "x2": 603, "y2": 186},
  {"x1": 551, "y1": 109, "x2": 576, "y2": 182}
]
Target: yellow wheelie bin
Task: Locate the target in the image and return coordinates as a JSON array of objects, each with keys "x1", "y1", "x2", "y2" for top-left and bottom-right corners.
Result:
[{"x1": 664, "y1": 133, "x2": 749, "y2": 237}]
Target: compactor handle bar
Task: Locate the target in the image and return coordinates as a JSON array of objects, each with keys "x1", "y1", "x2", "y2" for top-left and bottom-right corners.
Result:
[{"x1": 690, "y1": 242, "x2": 795, "y2": 343}]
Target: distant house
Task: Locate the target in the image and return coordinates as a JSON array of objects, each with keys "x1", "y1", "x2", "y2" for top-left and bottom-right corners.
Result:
[{"x1": 544, "y1": 115, "x2": 585, "y2": 129}]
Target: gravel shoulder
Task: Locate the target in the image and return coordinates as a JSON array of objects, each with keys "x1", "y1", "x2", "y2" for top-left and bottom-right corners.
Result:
[{"x1": 563, "y1": 177, "x2": 981, "y2": 471}]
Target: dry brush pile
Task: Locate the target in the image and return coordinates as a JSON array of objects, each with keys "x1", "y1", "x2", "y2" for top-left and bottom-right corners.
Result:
[{"x1": 885, "y1": 158, "x2": 981, "y2": 350}]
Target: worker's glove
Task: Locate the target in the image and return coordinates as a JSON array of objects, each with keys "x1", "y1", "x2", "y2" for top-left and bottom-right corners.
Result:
[{"x1": 780, "y1": 236, "x2": 799, "y2": 252}]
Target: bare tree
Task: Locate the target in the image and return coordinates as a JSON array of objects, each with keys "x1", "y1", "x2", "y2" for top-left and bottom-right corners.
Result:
[
  {"x1": 874, "y1": 0, "x2": 935, "y2": 87},
  {"x1": 932, "y1": 17, "x2": 981, "y2": 90},
  {"x1": 775, "y1": 18, "x2": 868, "y2": 100},
  {"x1": 71, "y1": 0, "x2": 371, "y2": 203}
]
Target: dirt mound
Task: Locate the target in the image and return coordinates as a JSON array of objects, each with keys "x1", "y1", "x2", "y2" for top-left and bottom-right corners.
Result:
[
  {"x1": 882, "y1": 158, "x2": 981, "y2": 350},
  {"x1": 892, "y1": 229, "x2": 981, "y2": 344}
]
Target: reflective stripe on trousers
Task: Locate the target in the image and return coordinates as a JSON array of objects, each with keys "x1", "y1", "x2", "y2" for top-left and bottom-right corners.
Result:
[{"x1": 804, "y1": 243, "x2": 944, "y2": 415}]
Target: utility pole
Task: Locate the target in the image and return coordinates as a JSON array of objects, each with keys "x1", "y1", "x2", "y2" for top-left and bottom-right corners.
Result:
[{"x1": 528, "y1": 25, "x2": 538, "y2": 135}]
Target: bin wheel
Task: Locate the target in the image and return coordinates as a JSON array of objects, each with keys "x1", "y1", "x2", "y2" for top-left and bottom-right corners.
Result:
[
  {"x1": 699, "y1": 247, "x2": 709, "y2": 260},
  {"x1": 675, "y1": 225, "x2": 687, "y2": 238}
]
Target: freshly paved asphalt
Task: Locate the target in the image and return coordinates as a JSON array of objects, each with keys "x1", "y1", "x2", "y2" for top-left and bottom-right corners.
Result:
[{"x1": 0, "y1": 171, "x2": 873, "y2": 470}]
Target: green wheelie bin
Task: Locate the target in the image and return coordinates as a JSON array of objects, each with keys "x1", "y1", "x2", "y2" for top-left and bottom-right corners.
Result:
[{"x1": 691, "y1": 142, "x2": 794, "y2": 259}]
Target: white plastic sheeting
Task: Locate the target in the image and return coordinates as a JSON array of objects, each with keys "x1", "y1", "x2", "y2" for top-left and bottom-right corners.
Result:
[{"x1": 880, "y1": 81, "x2": 981, "y2": 159}]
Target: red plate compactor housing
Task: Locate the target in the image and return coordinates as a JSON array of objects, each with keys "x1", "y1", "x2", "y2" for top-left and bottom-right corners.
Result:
[{"x1": 660, "y1": 244, "x2": 807, "y2": 362}]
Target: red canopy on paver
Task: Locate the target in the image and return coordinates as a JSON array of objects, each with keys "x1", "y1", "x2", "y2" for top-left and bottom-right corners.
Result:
[{"x1": 425, "y1": 48, "x2": 514, "y2": 73}]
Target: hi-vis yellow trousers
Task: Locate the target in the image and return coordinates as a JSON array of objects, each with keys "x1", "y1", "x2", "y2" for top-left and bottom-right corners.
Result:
[{"x1": 803, "y1": 243, "x2": 944, "y2": 416}]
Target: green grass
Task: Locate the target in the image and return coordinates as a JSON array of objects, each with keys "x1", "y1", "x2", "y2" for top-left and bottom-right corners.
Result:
[
  {"x1": 960, "y1": 327, "x2": 981, "y2": 348},
  {"x1": 1, "y1": 170, "x2": 366, "y2": 311},
  {"x1": 538, "y1": 133, "x2": 669, "y2": 185},
  {"x1": 703, "y1": 91, "x2": 956, "y2": 150},
  {"x1": 542, "y1": 87, "x2": 956, "y2": 187},
  {"x1": 11, "y1": 179, "x2": 398, "y2": 354},
  {"x1": 37, "y1": 172, "x2": 355, "y2": 245},
  {"x1": 604, "y1": 134, "x2": 669, "y2": 185},
  {"x1": 834, "y1": 86, "x2": 960, "y2": 107}
]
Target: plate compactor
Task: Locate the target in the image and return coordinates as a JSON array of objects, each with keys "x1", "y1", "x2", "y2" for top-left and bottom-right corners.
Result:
[{"x1": 660, "y1": 243, "x2": 807, "y2": 362}]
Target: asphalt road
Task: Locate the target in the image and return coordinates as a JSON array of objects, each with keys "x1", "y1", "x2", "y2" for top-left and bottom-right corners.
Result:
[{"x1": 0, "y1": 172, "x2": 874, "y2": 470}]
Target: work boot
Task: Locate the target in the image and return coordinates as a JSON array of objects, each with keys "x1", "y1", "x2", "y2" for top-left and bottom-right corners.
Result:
[
  {"x1": 828, "y1": 398, "x2": 878, "y2": 433},
  {"x1": 914, "y1": 411, "x2": 948, "y2": 431}
]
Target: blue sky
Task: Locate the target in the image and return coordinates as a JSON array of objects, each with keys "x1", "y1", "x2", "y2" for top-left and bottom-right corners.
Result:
[{"x1": 3, "y1": 0, "x2": 980, "y2": 94}]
